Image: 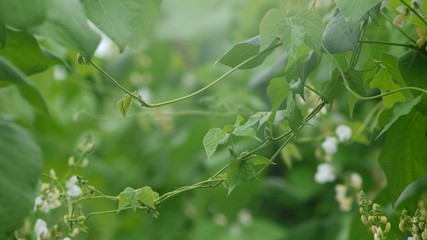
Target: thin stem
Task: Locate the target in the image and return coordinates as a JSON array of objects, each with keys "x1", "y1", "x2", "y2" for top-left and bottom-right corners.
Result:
[
  {"x1": 350, "y1": 19, "x2": 369, "y2": 69},
  {"x1": 358, "y1": 40, "x2": 417, "y2": 49},
  {"x1": 85, "y1": 206, "x2": 146, "y2": 220},
  {"x1": 381, "y1": 12, "x2": 417, "y2": 45},
  {"x1": 304, "y1": 84, "x2": 322, "y2": 97},
  {"x1": 87, "y1": 43, "x2": 282, "y2": 108},
  {"x1": 399, "y1": 0, "x2": 427, "y2": 26}
]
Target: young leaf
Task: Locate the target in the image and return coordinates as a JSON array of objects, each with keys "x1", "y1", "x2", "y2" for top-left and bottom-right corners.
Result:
[
  {"x1": 322, "y1": 9, "x2": 361, "y2": 54},
  {"x1": 226, "y1": 159, "x2": 256, "y2": 194},
  {"x1": 117, "y1": 94, "x2": 135, "y2": 118},
  {"x1": 369, "y1": 68, "x2": 406, "y2": 108},
  {"x1": 267, "y1": 77, "x2": 290, "y2": 121},
  {"x1": 203, "y1": 128, "x2": 229, "y2": 160},
  {"x1": 334, "y1": 0, "x2": 382, "y2": 27},
  {"x1": 118, "y1": 187, "x2": 140, "y2": 212},
  {"x1": 375, "y1": 96, "x2": 422, "y2": 139},
  {"x1": 285, "y1": 94, "x2": 304, "y2": 135},
  {"x1": 378, "y1": 110, "x2": 427, "y2": 205},
  {"x1": 138, "y1": 186, "x2": 159, "y2": 209},
  {"x1": 0, "y1": 57, "x2": 48, "y2": 115},
  {"x1": 247, "y1": 155, "x2": 275, "y2": 166},
  {"x1": 0, "y1": 121, "x2": 43, "y2": 239},
  {"x1": 216, "y1": 35, "x2": 276, "y2": 69}
]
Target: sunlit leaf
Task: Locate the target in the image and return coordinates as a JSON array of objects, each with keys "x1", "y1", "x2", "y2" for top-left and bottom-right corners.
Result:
[
  {"x1": 138, "y1": 186, "x2": 159, "y2": 209},
  {"x1": 118, "y1": 187, "x2": 140, "y2": 212},
  {"x1": 0, "y1": 121, "x2": 42, "y2": 239},
  {"x1": 322, "y1": 9, "x2": 361, "y2": 53},
  {"x1": 226, "y1": 159, "x2": 256, "y2": 194},
  {"x1": 117, "y1": 94, "x2": 135, "y2": 118},
  {"x1": 378, "y1": 110, "x2": 427, "y2": 205}
]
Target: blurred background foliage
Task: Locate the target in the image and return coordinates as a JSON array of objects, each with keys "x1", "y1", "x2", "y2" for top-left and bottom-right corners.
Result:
[{"x1": 1, "y1": 0, "x2": 427, "y2": 239}]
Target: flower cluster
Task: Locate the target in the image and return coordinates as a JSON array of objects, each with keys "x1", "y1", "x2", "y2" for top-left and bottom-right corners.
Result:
[
  {"x1": 399, "y1": 199, "x2": 427, "y2": 240},
  {"x1": 335, "y1": 173, "x2": 363, "y2": 212},
  {"x1": 359, "y1": 191, "x2": 391, "y2": 240},
  {"x1": 393, "y1": 0, "x2": 425, "y2": 27},
  {"x1": 34, "y1": 170, "x2": 62, "y2": 213}
]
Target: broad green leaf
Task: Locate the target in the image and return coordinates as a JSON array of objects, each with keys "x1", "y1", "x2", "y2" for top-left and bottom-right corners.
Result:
[
  {"x1": 0, "y1": 57, "x2": 48, "y2": 115},
  {"x1": 321, "y1": 69, "x2": 346, "y2": 103},
  {"x1": 259, "y1": 9, "x2": 285, "y2": 51},
  {"x1": 347, "y1": 69, "x2": 365, "y2": 97},
  {"x1": 290, "y1": 79, "x2": 304, "y2": 100},
  {"x1": 300, "y1": 50, "x2": 320, "y2": 84},
  {"x1": 334, "y1": 0, "x2": 382, "y2": 27},
  {"x1": 378, "y1": 111, "x2": 427, "y2": 205},
  {"x1": 203, "y1": 128, "x2": 229, "y2": 160},
  {"x1": 381, "y1": 52, "x2": 412, "y2": 99},
  {"x1": 82, "y1": 0, "x2": 159, "y2": 52},
  {"x1": 138, "y1": 186, "x2": 159, "y2": 209},
  {"x1": 398, "y1": 49, "x2": 427, "y2": 91},
  {"x1": 376, "y1": 96, "x2": 422, "y2": 139},
  {"x1": 247, "y1": 155, "x2": 275, "y2": 166},
  {"x1": 117, "y1": 94, "x2": 135, "y2": 118},
  {"x1": 249, "y1": 53, "x2": 289, "y2": 87},
  {"x1": 368, "y1": 3, "x2": 381, "y2": 26},
  {"x1": 0, "y1": 121, "x2": 43, "y2": 239},
  {"x1": 370, "y1": 68, "x2": 406, "y2": 108},
  {"x1": 285, "y1": 94, "x2": 304, "y2": 135},
  {"x1": 0, "y1": 0, "x2": 47, "y2": 29},
  {"x1": 216, "y1": 35, "x2": 276, "y2": 69},
  {"x1": 232, "y1": 126, "x2": 258, "y2": 140},
  {"x1": 226, "y1": 159, "x2": 256, "y2": 194},
  {"x1": 267, "y1": 77, "x2": 290, "y2": 121},
  {"x1": 118, "y1": 187, "x2": 140, "y2": 212},
  {"x1": 0, "y1": 24, "x2": 5, "y2": 48},
  {"x1": 0, "y1": 29, "x2": 61, "y2": 75},
  {"x1": 33, "y1": 0, "x2": 100, "y2": 57},
  {"x1": 322, "y1": 9, "x2": 361, "y2": 53}
]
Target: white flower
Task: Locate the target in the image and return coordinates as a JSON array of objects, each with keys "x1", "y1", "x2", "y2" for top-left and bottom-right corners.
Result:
[
  {"x1": 321, "y1": 137, "x2": 338, "y2": 154},
  {"x1": 238, "y1": 209, "x2": 253, "y2": 226},
  {"x1": 63, "y1": 237, "x2": 71, "y2": 240},
  {"x1": 67, "y1": 176, "x2": 82, "y2": 197},
  {"x1": 314, "y1": 163, "x2": 336, "y2": 184},
  {"x1": 34, "y1": 219, "x2": 48, "y2": 240},
  {"x1": 335, "y1": 125, "x2": 352, "y2": 142},
  {"x1": 350, "y1": 173, "x2": 363, "y2": 189}
]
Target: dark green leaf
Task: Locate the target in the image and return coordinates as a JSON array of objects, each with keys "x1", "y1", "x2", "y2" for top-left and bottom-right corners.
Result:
[
  {"x1": 267, "y1": 77, "x2": 290, "y2": 121},
  {"x1": 368, "y1": 3, "x2": 381, "y2": 25},
  {"x1": 0, "y1": 0, "x2": 47, "y2": 29},
  {"x1": 322, "y1": 9, "x2": 361, "y2": 53},
  {"x1": 226, "y1": 159, "x2": 256, "y2": 194},
  {"x1": 300, "y1": 50, "x2": 320, "y2": 84},
  {"x1": 376, "y1": 96, "x2": 422, "y2": 139},
  {"x1": 398, "y1": 49, "x2": 427, "y2": 91},
  {"x1": 0, "y1": 121, "x2": 43, "y2": 239},
  {"x1": 0, "y1": 29, "x2": 61, "y2": 75},
  {"x1": 334, "y1": 0, "x2": 382, "y2": 27},
  {"x1": 203, "y1": 128, "x2": 229, "y2": 160},
  {"x1": 117, "y1": 94, "x2": 135, "y2": 118},
  {"x1": 381, "y1": 52, "x2": 412, "y2": 98},
  {"x1": 0, "y1": 57, "x2": 48, "y2": 115},
  {"x1": 138, "y1": 186, "x2": 159, "y2": 209},
  {"x1": 370, "y1": 68, "x2": 406, "y2": 108},
  {"x1": 216, "y1": 35, "x2": 276, "y2": 69},
  {"x1": 321, "y1": 69, "x2": 346, "y2": 103},
  {"x1": 0, "y1": 24, "x2": 5, "y2": 48},
  {"x1": 285, "y1": 94, "x2": 303, "y2": 135},
  {"x1": 378, "y1": 111, "x2": 427, "y2": 205},
  {"x1": 118, "y1": 187, "x2": 140, "y2": 212},
  {"x1": 33, "y1": 0, "x2": 100, "y2": 57},
  {"x1": 82, "y1": 0, "x2": 159, "y2": 52}
]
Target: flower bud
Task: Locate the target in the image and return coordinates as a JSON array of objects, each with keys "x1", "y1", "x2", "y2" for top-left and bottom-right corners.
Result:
[
  {"x1": 361, "y1": 215, "x2": 368, "y2": 225},
  {"x1": 399, "y1": 220, "x2": 406, "y2": 231},
  {"x1": 368, "y1": 216, "x2": 375, "y2": 224},
  {"x1": 359, "y1": 207, "x2": 365, "y2": 215},
  {"x1": 422, "y1": 229, "x2": 427, "y2": 240},
  {"x1": 373, "y1": 203, "x2": 380, "y2": 210},
  {"x1": 68, "y1": 156, "x2": 75, "y2": 166},
  {"x1": 371, "y1": 225, "x2": 377, "y2": 234},
  {"x1": 413, "y1": 224, "x2": 420, "y2": 234},
  {"x1": 381, "y1": 216, "x2": 387, "y2": 224},
  {"x1": 385, "y1": 222, "x2": 391, "y2": 233}
]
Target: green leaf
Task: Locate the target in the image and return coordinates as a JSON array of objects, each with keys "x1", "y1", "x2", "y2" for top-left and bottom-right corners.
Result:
[
  {"x1": 259, "y1": 9, "x2": 285, "y2": 51},
  {"x1": 247, "y1": 155, "x2": 275, "y2": 166},
  {"x1": 368, "y1": 3, "x2": 381, "y2": 26},
  {"x1": 82, "y1": 0, "x2": 159, "y2": 52},
  {"x1": 0, "y1": 24, "x2": 5, "y2": 48},
  {"x1": 381, "y1": 52, "x2": 412, "y2": 98},
  {"x1": 33, "y1": 0, "x2": 100, "y2": 57},
  {"x1": 267, "y1": 77, "x2": 290, "y2": 121},
  {"x1": 138, "y1": 186, "x2": 159, "y2": 209},
  {"x1": 226, "y1": 159, "x2": 256, "y2": 194},
  {"x1": 0, "y1": 121, "x2": 43, "y2": 239},
  {"x1": 117, "y1": 94, "x2": 135, "y2": 118},
  {"x1": 369, "y1": 68, "x2": 406, "y2": 108},
  {"x1": 321, "y1": 69, "x2": 346, "y2": 103},
  {"x1": 280, "y1": 142, "x2": 302, "y2": 169},
  {"x1": 0, "y1": 0, "x2": 47, "y2": 29},
  {"x1": 203, "y1": 128, "x2": 229, "y2": 160},
  {"x1": 300, "y1": 50, "x2": 320, "y2": 84},
  {"x1": 216, "y1": 35, "x2": 276, "y2": 69},
  {"x1": 378, "y1": 111, "x2": 427, "y2": 205},
  {"x1": 334, "y1": 0, "x2": 382, "y2": 27},
  {"x1": 0, "y1": 29, "x2": 61, "y2": 75},
  {"x1": 118, "y1": 187, "x2": 140, "y2": 212},
  {"x1": 322, "y1": 9, "x2": 361, "y2": 53},
  {"x1": 398, "y1": 49, "x2": 427, "y2": 91},
  {"x1": 285, "y1": 94, "x2": 304, "y2": 135},
  {"x1": 0, "y1": 57, "x2": 48, "y2": 115},
  {"x1": 376, "y1": 96, "x2": 422, "y2": 139}
]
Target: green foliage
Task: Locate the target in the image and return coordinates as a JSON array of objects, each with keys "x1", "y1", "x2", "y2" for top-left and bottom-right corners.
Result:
[
  {"x1": 0, "y1": 0, "x2": 47, "y2": 29},
  {"x1": 334, "y1": 0, "x2": 382, "y2": 27},
  {"x1": 117, "y1": 93, "x2": 135, "y2": 118},
  {"x1": 118, "y1": 186, "x2": 159, "y2": 211},
  {"x1": 226, "y1": 159, "x2": 256, "y2": 194},
  {"x1": 0, "y1": 121, "x2": 42, "y2": 239},
  {"x1": 267, "y1": 77, "x2": 289, "y2": 121}
]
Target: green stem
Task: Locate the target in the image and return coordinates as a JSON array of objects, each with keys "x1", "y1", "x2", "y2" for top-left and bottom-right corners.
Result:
[
  {"x1": 358, "y1": 40, "x2": 417, "y2": 49},
  {"x1": 399, "y1": 0, "x2": 427, "y2": 26},
  {"x1": 87, "y1": 43, "x2": 282, "y2": 108},
  {"x1": 322, "y1": 43, "x2": 427, "y2": 99},
  {"x1": 85, "y1": 206, "x2": 146, "y2": 220}
]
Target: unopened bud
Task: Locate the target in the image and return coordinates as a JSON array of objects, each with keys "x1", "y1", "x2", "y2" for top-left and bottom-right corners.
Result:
[
  {"x1": 422, "y1": 229, "x2": 427, "y2": 240},
  {"x1": 381, "y1": 216, "x2": 387, "y2": 224},
  {"x1": 413, "y1": 224, "x2": 420, "y2": 234},
  {"x1": 373, "y1": 203, "x2": 380, "y2": 210},
  {"x1": 371, "y1": 225, "x2": 377, "y2": 234},
  {"x1": 361, "y1": 215, "x2": 368, "y2": 225},
  {"x1": 76, "y1": 216, "x2": 86, "y2": 222},
  {"x1": 85, "y1": 142, "x2": 95, "y2": 153},
  {"x1": 368, "y1": 216, "x2": 375, "y2": 224},
  {"x1": 80, "y1": 158, "x2": 89, "y2": 168},
  {"x1": 399, "y1": 220, "x2": 406, "y2": 231},
  {"x1": 68, "y1": 156, "x2": 75, "y2": 166},
  {"x1": 385, "y1": 222, "x2": 391, "y2": 233},
  {"x1": 64, "y1": 215, "x2": 70, "y2": 224},
  {"x1": 359, "y1": 207, "x2": 365, "y2": 215}
]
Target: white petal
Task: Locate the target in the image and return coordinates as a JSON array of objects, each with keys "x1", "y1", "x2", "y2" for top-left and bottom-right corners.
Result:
[
  {"x1": 315, "y1": 163, "x2": 336, "y2": 183},
  {"x1": 335, "y1": 124, "x2": 352, "y2": 142},
  {"x1": 35, "y1": 219, "x2": 48, "y2": 239},
  {"x1": 67, "y1": 185, "x2": 82, "y2": 197},
  {"x1": 321, "y1": 137, "x2": 338, "y2": 154}
]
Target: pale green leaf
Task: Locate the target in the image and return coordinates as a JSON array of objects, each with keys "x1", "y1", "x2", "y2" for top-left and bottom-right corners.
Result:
[
  {"x1": 370, "y1": 68, "x2": 406, "y2": 108},
  {"x1": 378, "y1": 111, "x2": 427, "y2": 205},
  {"x1": 203, "y1": 128, "x2": 229, "y2": 160},
  {"x1": 334, "y1": 0, "x2": 382, "y2": 27},
  {"x1": 117, "y1": 94, "x2": 135, "y2": 118},
  {"x1": 138, "y1": 186, "x2": 159, "y2": 209},
  {"x1": 247, "y1": 155, "x2": 275, "y2": 166},
  {"x1": 259, "y1": 9, "x2": 285, "y2": 51},
  {"x1": 267, "y1": 77, "x2": 290, "y2": 121},
  {"x1": 0, "y1": 121, "x2": 43, "y2": 239},
  {"x1": 118, "y1": 187, "x2": 140, "y2": 212}
]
